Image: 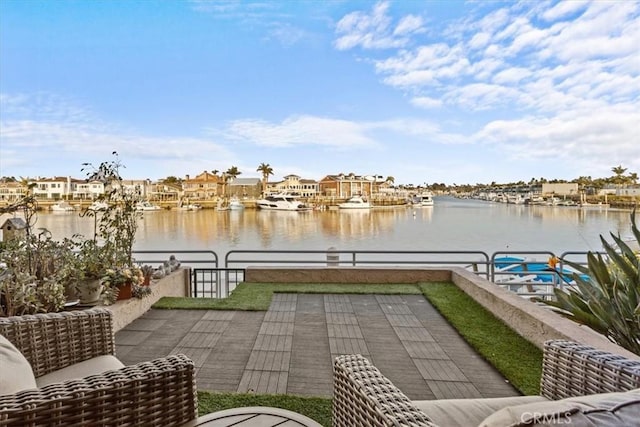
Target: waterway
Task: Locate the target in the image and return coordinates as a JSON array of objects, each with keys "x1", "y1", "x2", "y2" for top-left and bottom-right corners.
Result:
[{"x1": 10, "y1": 197, "x2": 635, "y2": 260}]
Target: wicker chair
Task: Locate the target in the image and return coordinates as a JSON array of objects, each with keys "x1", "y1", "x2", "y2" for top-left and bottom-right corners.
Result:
[
  {"x1": 0, "y1": 308, "x2": 197, "y2": 426},
  {"x1": 333, "y1": 340, "x2": 640, "y2": 427}
]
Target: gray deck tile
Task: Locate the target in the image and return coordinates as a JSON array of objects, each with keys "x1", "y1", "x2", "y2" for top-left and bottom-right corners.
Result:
[{"x1": 115, "y1": 294, "x2": 519, "y2": 400}]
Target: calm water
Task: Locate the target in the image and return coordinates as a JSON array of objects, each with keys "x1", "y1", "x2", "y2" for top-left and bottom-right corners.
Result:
[{"x1": 15, "y1": 197, "x2": 635, "y2": 259}]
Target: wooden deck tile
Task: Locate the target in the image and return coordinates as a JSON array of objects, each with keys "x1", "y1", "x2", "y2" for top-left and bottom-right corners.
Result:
[
  {"x1": 259, "y1": 321, "x2": 295, "y2": 336},
  {"x1": 253, "y1": 334, "x2": 293, "y2": 351},
  {"x1": 403, "y1": 341, "x2": 450, "y2": 359},
  {"x1": 393, "y1": 327, "x2": 436, "y2": 342},
  {"x1": 329, "y1": 337, "x2": 369, "y2": 355},
  {"x1": 327, "y1": 323, "x2": 364, "y2": 339},
  {"x1": 201, "y1": 311, "x2": 236, "y2": 321},
  {"x1": 191, "y1": 319, "x2": 231, "y2": 333},
  {"x1": 264, "y1": 311, "x2": 296, "y2": 322},
  {"x1": 246, "y1": 350, "x2": 291, "y2": 371},
  {"x1": 413, "y1": 359, "x2": 469, "y2": 382},
  {"x1": 176, "y1": 332, "x2": 223, "y2": 348},
  {"x1": 427, "y1": 380, "x2": 483, "y2": 400},
  {"x1": 385, "y1": 314, "x2": 424, "y2": 328}
]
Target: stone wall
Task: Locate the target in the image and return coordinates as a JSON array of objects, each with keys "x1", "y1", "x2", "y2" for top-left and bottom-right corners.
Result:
[{"x1": 109, "y1": 268, "x2": 190, "y2": 332}]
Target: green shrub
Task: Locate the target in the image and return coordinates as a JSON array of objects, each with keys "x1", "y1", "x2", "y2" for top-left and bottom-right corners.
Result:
[{"x1": 543, "y1": 211, "x2": 640, "y2": 355}]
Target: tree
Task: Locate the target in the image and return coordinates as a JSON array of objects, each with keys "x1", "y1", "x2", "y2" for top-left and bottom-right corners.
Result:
[
  {"x1": 162, "y1": 176, "x2": 181, "y2": 184},
  {"x1": 386, "y1": 176, "x2": 395, "y2": 184},
  {"x1": 225, "y1": 166, "x2": 241, "y2": 180},
  {"x1": 611, "y1": 165, "x2": 628, "y2": 187},
  {"x1": 629, "y1": 172, "x2": 638, "y2": 185},
  {"x1": 257, "y1": 163, "x2": 274, "y2": 196}
]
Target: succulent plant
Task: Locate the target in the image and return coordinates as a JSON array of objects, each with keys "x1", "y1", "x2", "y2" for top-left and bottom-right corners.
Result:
[{"x1": 542, "y1": 210, "x2": 640, "y2": 355}]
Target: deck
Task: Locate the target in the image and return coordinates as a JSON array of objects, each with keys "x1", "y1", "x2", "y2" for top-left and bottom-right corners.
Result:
[{"x1": 115, "y1": 293, "x2": 518, "y2": 400}]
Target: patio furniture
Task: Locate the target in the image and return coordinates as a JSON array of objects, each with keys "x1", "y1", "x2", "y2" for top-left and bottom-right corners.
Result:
[
  {"x1": 0, "y1": 308, "x2": 197, "y2": 426},
  {"x1": 181, "y1": 406, "x2": 323, "y2": 426},
  {"x1": 333, "y1": 340, "x2": 640, "y2": 427}
]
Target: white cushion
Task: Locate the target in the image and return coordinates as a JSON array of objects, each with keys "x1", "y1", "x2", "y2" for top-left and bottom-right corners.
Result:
[
  {"x1": 479, "y1": 389, "x2": 640, "y2": 427},
  {"x1": 0, "y1": 333, "x2": 38, "y2": 395},
  {"x1": 36, "y1": 355, "x2": 124, "y2": 388},
  {"x1": 412, "y1": 395, "x2": 548, "y2": 427}
]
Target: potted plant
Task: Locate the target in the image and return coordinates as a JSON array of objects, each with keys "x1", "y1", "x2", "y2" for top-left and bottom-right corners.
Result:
[
  {"x1": 81, "y1": 152, "x2": 149, "y2": 304},
  {"x1": 64, "y1": 239, "x2": 109, "y2": 304}
]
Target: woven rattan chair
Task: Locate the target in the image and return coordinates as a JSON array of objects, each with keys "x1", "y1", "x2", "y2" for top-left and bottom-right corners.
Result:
[
  {"x1": 333, "y1": 340, "x2": 640, "y2": 427},
  {"x1": 0, "y1": 308, "x2": 197, "y2": 426}
]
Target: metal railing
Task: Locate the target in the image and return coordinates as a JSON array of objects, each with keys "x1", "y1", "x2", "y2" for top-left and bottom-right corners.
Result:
[
  {"x1": 134, "y1": 249, "x2": 594, "y2": 300},
  {"x1": 191, "y1": 268, "x2": 245, "y2": 298},
  {"x1": 225, "y1": 249, "x2": 492, "y2": 277}
]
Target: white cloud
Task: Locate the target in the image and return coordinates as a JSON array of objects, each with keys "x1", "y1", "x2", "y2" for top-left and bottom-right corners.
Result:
[
  {"x1": 410, "y1": 96, "x2": 442, "y2": 109},
  {"x1": 0, "y1": 93, "x2": 236, "y2": 178},
  {"x1": 334, "y1": 1, "x2": 423, "y2": 50},
  {"x1": 223, "y1": 115, "x2": 378, "y2": 148},
  {"x1": 542, "y1": 0, "x2": 589, "y2": 21}
]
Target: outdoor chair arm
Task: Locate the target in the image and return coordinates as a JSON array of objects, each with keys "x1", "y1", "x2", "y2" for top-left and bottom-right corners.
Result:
[
  {"x1": 0, "y1": 308, "x2": 114, "y2": 377},
  {"x1": 0, "y1": 354, "x2": 198, "y2": 427},
  {"x1": 333, "y1": 354, "x2": 438, "y2": 427},
  {"x1": 540, "y1": 340, "x2": 640, "y2": 400}
]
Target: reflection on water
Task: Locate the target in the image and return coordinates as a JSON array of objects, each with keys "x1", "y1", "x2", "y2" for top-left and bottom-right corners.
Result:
[{"x1": 6, "y1": 197, "x2": 633, "y2": 256}]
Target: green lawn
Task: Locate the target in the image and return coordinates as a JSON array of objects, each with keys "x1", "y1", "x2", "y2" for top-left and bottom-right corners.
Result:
[
  {"x1": 419, "y1": 282, "x2": 542, "y2": 395},
  {"x1": 158, "y1": 280, "x2": 543, "y2": 422}
]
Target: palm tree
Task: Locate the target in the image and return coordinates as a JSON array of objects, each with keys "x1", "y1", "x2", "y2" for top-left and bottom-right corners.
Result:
[
  {"x1": 385, "y1": 176, "x2": 395, "y2": 184},
  {"x1": 225, "y1": 166, "x2": 241, "y2": 180},
  {"x1": 611, "y1": 165, "x2": 628, "y2": 187},
  {"x1": 257, "y1": 163, "x2": 274, "y2": 196},
  {"x1": 628, "y1": 172, "x2": 638, "y2": 185}
]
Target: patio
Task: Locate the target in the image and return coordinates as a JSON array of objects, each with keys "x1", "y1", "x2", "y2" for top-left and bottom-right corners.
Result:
[{"x1": 115, "y1": 293, "x2": 518, "y2": 400}]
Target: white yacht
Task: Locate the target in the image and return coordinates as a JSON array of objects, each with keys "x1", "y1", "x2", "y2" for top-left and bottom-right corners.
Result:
[
  {"x1": 136, "y1": 201, "x2": 162, "y2": 211},
  {"x1": 229, "y1": 197, "x2": 244, "y2": 210},
  {"x1": 338, "y1": 196, "x2": 372, "y2": 210},
  {"x1": 413, "y1": 192, "x2": 434, "y2": 207},
  {"x1": 256, "y1": 194, "x2": 311, "y2": 211},
  {"x1": 50, "y1": 201, "x2": 75, "y2": 212}
]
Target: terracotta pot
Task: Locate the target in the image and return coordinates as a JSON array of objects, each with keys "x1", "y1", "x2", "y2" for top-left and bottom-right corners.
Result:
[
  {"x1": 143, "y1": 276, "x2": 151, "y2": 286},
  {"x1": 117, "y1": 282, "x2": 133, "y2": 300}
]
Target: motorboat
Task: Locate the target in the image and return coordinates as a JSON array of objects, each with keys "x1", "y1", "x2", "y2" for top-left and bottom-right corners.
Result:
[
  {"x1": 256, "y1": 194, "x2": 311, "y2": 211},
  {"x1": 229, "y1": 197, "x2": 244, "y2": 210},
  {"x1": 338, "y1": 196, "x2": 371, "y2": 210},
  {"x1": 50, "y1": 201, "x2": 75, "y2": 212},
  {"x1": 413, "y1": 192, "x2": 434, "y2": 207},
  {"x1": 136, "y1": 201, "x2": 162, "y2": 211},
  {"x1": 178, "y1": 204, "x2": 202, "y2": 211}
]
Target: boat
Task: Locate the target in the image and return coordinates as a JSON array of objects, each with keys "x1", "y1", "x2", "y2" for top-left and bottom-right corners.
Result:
[
  {"x1": 87, "y1": 201, "x2": 109, "y2": 211},
  {"x1": 50, "y1": 201, "x2": 75, "y2": 212},
  {"x1": 229, "y1": 198, "x2": 244, "y2": 210},
  {"x1": 338, "y1": 195, "x2": 372, "y2": 210},
  {"x1": 256, "y1": 194, "x2": 312, "y2": 211},
  {"x1": 178, "y1": 204, "x2": 202, "y2": 211},
  {"x1": 135, "y1": 201, "x2": 162, "y2": 211},
  {"x1": 413, "y1": 192, "x2": 434, "y2": 207}
]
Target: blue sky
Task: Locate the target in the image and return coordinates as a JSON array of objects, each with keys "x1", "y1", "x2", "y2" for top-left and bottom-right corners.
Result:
[{"x1": 1, "y1": 0, "x2": 638, "y2": 186}]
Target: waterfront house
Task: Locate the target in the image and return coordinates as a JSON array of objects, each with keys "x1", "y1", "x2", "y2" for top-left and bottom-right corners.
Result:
[
  {"x1": 266, "y1": 174, "x2": 318, "y2": 197},
  {"x1": 32, "y1": 176, "x2": 85, "y2": 200},
  {"x1": 0, "y1": 180, "x2": 27, "y2": 203},
  {"x1": 72, "y1": 179, "x2": 106, "y2": 200},
  {"x1": 318, "y1": 173, "x2": 382, "y2": 198},
  {"x1": 227, "y1": 177, "x2": 261, "y2": 198},
  {"x1": 183, "y1": 171, "x2": 221, "y2": 200}
]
